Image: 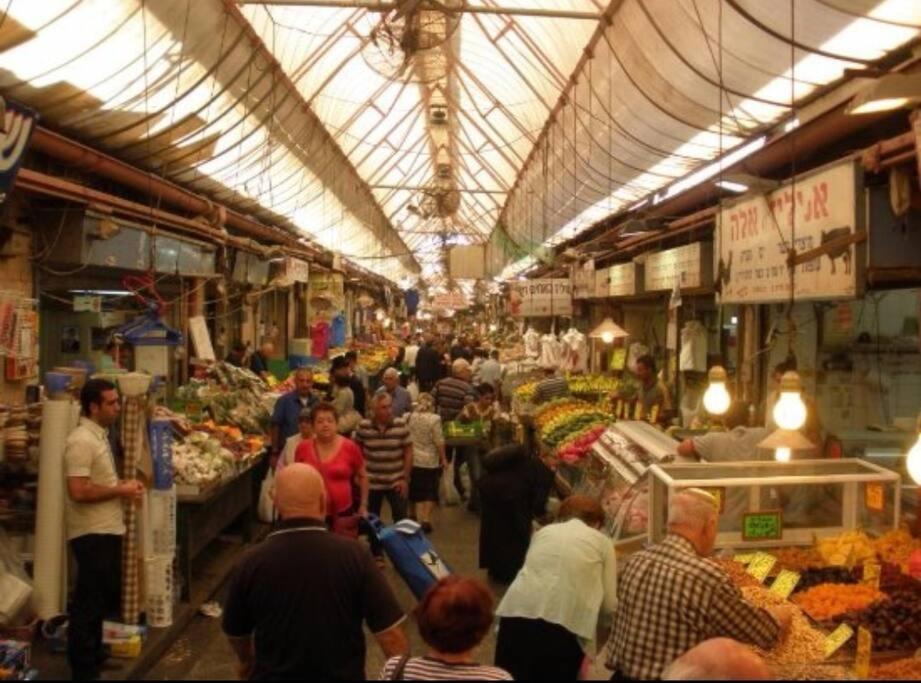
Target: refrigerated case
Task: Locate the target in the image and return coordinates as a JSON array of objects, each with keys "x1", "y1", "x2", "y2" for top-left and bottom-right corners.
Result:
[{"x1": 647, "y1": 459, "x2": 901, "y2": 550}]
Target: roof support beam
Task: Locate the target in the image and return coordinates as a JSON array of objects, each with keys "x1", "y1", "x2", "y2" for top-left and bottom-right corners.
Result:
[{"x1": 235, "y1": 0, "x2": 602, "y2": 20}]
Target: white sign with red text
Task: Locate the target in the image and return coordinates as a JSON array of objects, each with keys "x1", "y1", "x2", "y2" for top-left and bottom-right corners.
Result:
[
  {"x1": 716, "y1": 160, "x2": 862, "y2": 304},
  {"x1": 509, "y1": 279, "x2": 572, "y2": 317}
]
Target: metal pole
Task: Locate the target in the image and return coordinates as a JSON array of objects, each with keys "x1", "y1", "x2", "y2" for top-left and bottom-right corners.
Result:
[{"x1": 235, "y1": 0, "x2": 601, "y2": 20}]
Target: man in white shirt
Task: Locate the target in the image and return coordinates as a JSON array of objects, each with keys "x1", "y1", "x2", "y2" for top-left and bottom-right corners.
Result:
[
  {"x1": 65, "y1": 379, "x2": 145, "y2": 680},
  {"x1": 402, "y1": 335, "x2": 421, "y2": 371},
  {"x1": 478, "y1": 350, "x2": 503, "y2": 394}
]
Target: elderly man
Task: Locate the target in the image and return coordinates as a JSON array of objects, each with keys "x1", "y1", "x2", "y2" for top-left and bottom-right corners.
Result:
[
  {"x1": 271, "y1": 368, "x2": 318, "y2": 465},
  {"x1": 434, "y1": 358, "x2": 477, "y2": 502},
  {"x1": 354, "y1": 393, "x2": 413, "y2": 562},
  {"x1": 250, "y1": 342, "x2": 274, "y2": 381},
  {"x1": 223, "y1": 464, "x2": 408, "y2": 679},
  {"x1": 375, "y1": 367, "x2": 412, "y2": 419},
  {"x1": 606, "y1": 489, "x2": 792, "y2": 680},
  {"x1": 661, "y1": 638, "x2": 771, "y2": 680}
]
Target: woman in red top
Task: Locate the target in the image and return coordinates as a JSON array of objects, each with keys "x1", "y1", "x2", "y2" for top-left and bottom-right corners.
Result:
[{"x1": 295, "y1": 402, "x2": 369, "y2": 537}]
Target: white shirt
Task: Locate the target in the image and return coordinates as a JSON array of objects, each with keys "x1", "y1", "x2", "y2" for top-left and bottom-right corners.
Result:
[
  {"x1": 496, "y1": 518, "x2": 617, "y2": 647},
  {"x1": 407, "y1": 412, "x2": 444, "y2": 469},
  {"x1": 279, "y1": 433, "x2": 304, "y2": 469},
  {"x1": 64, "y1": 417, "x2": 125, "y2": 541},
  {"x1": 404, "y1": 344, "x2": 420, "y2": 368},
  {"x1": 478, "y1": 359, "x2": 503, "y2": 387}
]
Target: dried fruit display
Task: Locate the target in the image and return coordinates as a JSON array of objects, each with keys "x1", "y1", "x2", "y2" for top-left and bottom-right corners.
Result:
[
  {"x1": 843, "y1": 585, "x2": 921, "y2": 652},
  {"x1": 793, "y1": 583, "x2": 886, "y2": 621},
  {"x1": 773, "y1": 546, "x2": 824, "y2": 572},
  {"x1": 816, "y1": 530, "x2": 875, "y2": 566},
  {"x1": 773, "y1": 664, "x2": 851, "y2": 680},
  {"x1": 740, "y1": 586, "x2": 826, "y2": 664},
  {"x1": 870, "y1": 657, "x2": 921, "y2": 680},
  {"x1": 792, "y1": 567, "x2": 857, "y2": 594},
  {"x1": 873, "y1": 528, "x2": 921, "y2": 574},
  {"x1": 712, "y1": 557, "x2": 763, "y2": 589}
]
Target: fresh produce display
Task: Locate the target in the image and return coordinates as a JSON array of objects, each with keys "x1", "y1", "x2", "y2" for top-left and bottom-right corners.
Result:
[
  {"x1": 842, "y1": 584, "x2": 921, "y2": 652},
  {"x1": 514, "y1": 381, "x2": 538, "y2": 403},
  {"x1": 557, "y1": 425, "x2": 607, "y2": 464},
  {"x1": 793, "y1": 583, "x2": 886, "y2": 621},
  {"x1": 873, "y1": 528, "x2": 921, "y2": 574},
  {"x1": 177, "y1": 362, "x2": 272, "y2": 435},
  {"x1": 816, "y1": 530, "x2": 876, "y2": 567},
  {"x1": 871, "y1": 657, "x2": 921, "y2": 679},
  {"x1": 567, "y1": 375, "x2": 619, "y2": 396},
  {"x1": 172, "y1": 431, "x2": 237, "y2": 487},
  {"x1": 740, "y1": 586, "x2": 826, "y2": 665},
  {"x1": 355, "y1": 347, "x2": 391, "y2": 376},
  {"x1": 534, "y1": 399, "x2": 588, "y2": 429},
  {"x1": 539, "y1": 403, "x2": 611, "y2": 450}
]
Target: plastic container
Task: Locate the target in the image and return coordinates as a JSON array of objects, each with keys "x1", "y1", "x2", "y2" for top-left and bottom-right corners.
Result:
[
  {"x1": 43, "y1": 372, "x2": 72, "y2": 399},
  {"x1": 148, "y1": 420, "x2": 174, "y2": 490},
  {"x1": 147, "y1": 487, "x2": 177, "y2": 556},
  {"x1": 144, "y1": 555, "x2": 174, "y2": 628},
  {"x1": 116, "y1": 372, "x2": 152, "y2": 397}
]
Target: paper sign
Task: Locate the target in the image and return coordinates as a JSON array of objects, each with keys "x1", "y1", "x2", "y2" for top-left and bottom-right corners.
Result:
[
  {"x1": 74, "y1": 295, "x2": 102, "y2": 313},
  {"x1": 743, "y1": 511, "x2": 783, "y2": 541},
  {"x1": 733, "y1": 552, "x2": 758, "y2": 565},
  {"x1": 609, "y1": 347, "x2": 627, "y2": 371},
  {"x1": 702, "y1": 487, "x2": 726, "y2": 514},
  {"x1": 746, "y1": 552, "x2": 778, "y2": 583},
  {"x1": 824, "y1": 624, "x2": 855, "y2": 659},
  {"x1": 855, "y1": 627, "x2": 872, "y2": 679},
  {"x1": 865, "y1": 483, "x2": 885, "y2": 512},
  {"x1": 862, "y1": 561, "x2": 881, "y2": 590},
  {"x1": 188, "y1": 316, "x2": 216, "y2": 362},
  {"x1": 769, "y1": 569, "x2": 801, "y2": 599}
]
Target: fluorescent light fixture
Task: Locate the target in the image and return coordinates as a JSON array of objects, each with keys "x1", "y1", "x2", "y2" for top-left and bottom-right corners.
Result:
[
  {"x1": 663, "y1": 137, "x2": 767, "y2": 201},
  {"x1": 846, "y1": 72, "x2": 921, "y2": 115},
  {"x1": 70, "y1": 289, "x2": 132, "y2": 297},
  {"x1": 784, "y1": 118, "x2": 801, "y2": 133},
  {"x1": 716, "y1": 180, "x2": 749, "y2": 193}
]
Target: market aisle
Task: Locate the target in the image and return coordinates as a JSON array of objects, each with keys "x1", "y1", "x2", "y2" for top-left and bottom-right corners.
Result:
[{"x1": 145, "y1": 505, "x2": 502, "y2": 681}]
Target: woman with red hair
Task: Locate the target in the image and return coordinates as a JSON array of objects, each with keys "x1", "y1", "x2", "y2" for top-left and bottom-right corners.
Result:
[{"x1": 378, "y1": 577, "x2": 512, "y2": 680}]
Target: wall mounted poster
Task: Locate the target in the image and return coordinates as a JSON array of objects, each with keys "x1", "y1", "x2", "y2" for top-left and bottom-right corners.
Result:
[
  {"x1": 508, "y1": 279, "x2": 572, "y2": 317},
  {"x1": 716, "y1": 159, "x2": 863, "y2": 304}
]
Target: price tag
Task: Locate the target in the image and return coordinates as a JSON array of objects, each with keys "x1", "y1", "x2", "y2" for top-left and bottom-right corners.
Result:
[
  {"x1": 824, "y1": 623, "x2": 855, "y2": 659},
  {"x1": 742, "y1": 511, "x2": 783, "y2": 541},
  {"x1": 862, "y1": 561, "x2": 881, "y2": 590},
  {"x1": 769, "y1": 569, "x2": 801, "y2": 599},
  {"x1": 865, "y1": 483, "x2": 885, "y2": 512},
  {"x1": 746, "y1": 552, "x2": 778, "y2": 583},
  {"x1": 855, "y1": 627, "x2": 872, "y2": 679},
  {"x1": 702, "y1": 487, "x2": 726, "y2": 514},
  {"x1": 733, "y1": 552, "x2": 758, "y2": 565}
]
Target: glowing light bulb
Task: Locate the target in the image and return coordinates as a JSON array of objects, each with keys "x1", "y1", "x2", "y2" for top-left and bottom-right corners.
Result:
[
  {"x1": 703, "y1": 366, "x2": 731, "y2": 416},
  {"x1": 773, "y1": 392, "x2": 807, "y2": 431},
  {"x1": 907, "y1": 434, "x2": 921, "y2": 486},
  {"x1": 775, "y1": 447, "x2": 792, "y2": 463},
  {"x1": 601, "y1": 331, "x2": 615, "y2": 345}
]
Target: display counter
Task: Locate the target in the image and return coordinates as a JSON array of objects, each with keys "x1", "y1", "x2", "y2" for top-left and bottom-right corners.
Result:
[
  {"x1": 175, "y1": 452, "x2": 268, "y2": 601},
  {"x1": 647, "y1": 459, "x2": 902, "y2": 549}
]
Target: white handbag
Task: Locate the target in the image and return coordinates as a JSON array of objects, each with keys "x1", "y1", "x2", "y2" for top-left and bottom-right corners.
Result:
[{"x1": 257, "y1": 467, "x2": 276, "y2": 524}]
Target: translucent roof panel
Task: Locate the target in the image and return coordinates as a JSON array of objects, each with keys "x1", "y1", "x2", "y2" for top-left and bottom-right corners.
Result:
[{"x1": 0, "y1": 0, "x2": 918, "y2": 284}]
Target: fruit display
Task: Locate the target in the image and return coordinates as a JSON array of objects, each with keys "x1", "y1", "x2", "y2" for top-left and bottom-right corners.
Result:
[
  {"x1": 871, "y1": 657, "x2": 921, "y2": 679},
  {"x1": 842, "y1": 584, "x2": 921, "y2": 652},
  {"x1": 791, "y1": 567, "x2": 857, "y2": 594},
  {"x1": 355, "y1": 347, "x2": 391, "y2": 376},
  {"x1": 772, "y1": 546, "x2": 824, "y2": 573},
  {"x1": 740, "y1": 585, "x2": 826, "y2": 665},
  {"x1": 172, "y1": 431, "x2": 237, "y2": 487},
  {"x1": 793, "y1": 583, "x2": 886, "y2": 621},
  {"x1": 816, "y1": 530, "x2": 876, "y2": 567},
  {"x1": 873, "y1": 528, "x2": 921, "y2": 574},
  {"x1": 539, "y1": 404, "x2": 611, "y2": 450},
  {"x1": 514, "y1": 381, "x2": 538, "y2": 403},
  {"x1": 567, "y1": 375, "x2": 620, "y2": 397},
  {"x1": 534, "y1": 399, "x2": 588, "y2": 429},
  {"x1": 177, "y1": 362, "x2": 272, "y2": 435},
  {"x1": 557, "y1": 424, "x2": 608, "y2": 464}
]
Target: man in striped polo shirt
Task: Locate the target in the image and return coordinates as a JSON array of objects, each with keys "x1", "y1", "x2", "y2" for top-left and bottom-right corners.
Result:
[
  {"x1": 355, "y1": 392, "x2": 413, "y2": 561},
  {"x1": 532, "y1": 366, "x2": 570, "y2": 405},
  {"x1": 433, "y1": 359, "x2": 477, "y2": 501}
]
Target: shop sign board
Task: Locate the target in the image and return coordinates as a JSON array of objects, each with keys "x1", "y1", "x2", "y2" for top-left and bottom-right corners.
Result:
[
  {"x1": 608, "y1": 262, "x2": 638, "y2": 297},
  {"x1": 508, "y1": 279, "x2": 572, "y2": 317},
  {"x1": 716, "y1": 159, "x2": 863, "y2": 304},
  {"x1": 571, "y1": 260, "x2": 595, "y2": 299},
  {"x1": 644, "y1": 242, "x2": 712, "y2": 292},
  {"x1": 309, "y1": 272, "x2": 345, "y2": 309},
  {"x1": 742, "y1": 511, "x2": 783, "y2": 541},
  {"x1": 432, "y1": 291, "x2": 469, "y2": 311},
  {"x1": 73, "y1": 296, "x2": 102, "y2": 314}
]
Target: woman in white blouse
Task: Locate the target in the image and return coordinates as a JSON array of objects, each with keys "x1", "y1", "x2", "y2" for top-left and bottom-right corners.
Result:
[
  {"x1": 406, "y1": 393, "x2": 447, "y2": 533},
  {"x1": 495, "y1": 495, "x2": 617, "y2": 681}
]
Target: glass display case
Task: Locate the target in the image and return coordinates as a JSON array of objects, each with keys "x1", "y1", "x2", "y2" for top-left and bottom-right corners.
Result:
[{"x1": 647, "y1": 459, "x2": 902, "y2": 549}]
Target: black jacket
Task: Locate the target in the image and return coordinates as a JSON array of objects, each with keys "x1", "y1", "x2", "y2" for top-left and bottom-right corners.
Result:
[
  {"x1": 478, "y1": 445, "x2": 554, "y2": 584},
  {"x1": 415, "y1": 344, "x2": 442, "y2": 387}
]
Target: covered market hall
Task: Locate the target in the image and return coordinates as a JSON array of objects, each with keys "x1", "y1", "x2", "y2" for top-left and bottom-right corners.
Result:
[{"x1": 1, "y1": 0, "x2": 921, "y2": 680}]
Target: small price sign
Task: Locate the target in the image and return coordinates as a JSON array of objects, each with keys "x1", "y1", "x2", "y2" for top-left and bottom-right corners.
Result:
[
  {"x1": 769, "y1": 569, "x2": 801, "y2": 599},
  {"x1": 862, "y1": 561, "x2": 882, "y2": 590},
  {"x1": 701, "y1": 487, "x2": 726, "y2": 514},
  {"x1": 855, "y1": 627, "x2": 872, "y2": 679},
  {"x1": 733, "y1": 552, "x2": 758, "y2": 565},
  {"x1": 865, "y1": 483, "x2": 885, "y2": 513},
  {"x1": 742, "y1": 510, "x2": 783, "y2": 542},
  {"x1": 824, "y1": 623, "x2": 855, "y2": 659},
  {"x1": 746, "y1": 552, "x2": 778, "y2": 583}
]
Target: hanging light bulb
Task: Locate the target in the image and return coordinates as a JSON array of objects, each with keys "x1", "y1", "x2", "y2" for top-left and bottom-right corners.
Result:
[
  {"x1": 907, "y1": 413, "x2": 921, "y2": 485},
  {"x1": 703, "y1": 366, "x2": 731, "y2": 416},
  {"x1": 590, "y1": 318, "x2": 628, "y2": 345},
  {"x1": 772, "y1": 371, "x2": 808, "y2": 431},
  {"x1": 775, "y1": 447, "x2": 792, "y2": 463},
  {"x1": 601, "y1": 331, "x2": 615, "y2": 344}
]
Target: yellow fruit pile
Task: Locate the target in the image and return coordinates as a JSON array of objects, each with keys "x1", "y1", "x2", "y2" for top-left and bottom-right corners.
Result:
[
  {"x1": 816, "y1": 530, "x2": 875, "y2": 567},
  {"x1": 514, "y1": 382, "x2": 538, "y2": 403},
  {"x1": 873, "y1": 528, "x2": 921, "y2": 573},
  {"x1": 534, "y1": 399, "x2": 589, "y2": 429}
]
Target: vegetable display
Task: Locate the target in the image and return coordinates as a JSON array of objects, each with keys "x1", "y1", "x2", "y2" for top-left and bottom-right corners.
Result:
[{"x1": 176, "y1": 362, "x2": 272, "y2": 435}]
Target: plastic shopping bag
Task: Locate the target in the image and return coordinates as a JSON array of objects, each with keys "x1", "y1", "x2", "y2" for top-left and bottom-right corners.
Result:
[{"x1": 439, "y1": 463, "x2": 460, "y2": 506}]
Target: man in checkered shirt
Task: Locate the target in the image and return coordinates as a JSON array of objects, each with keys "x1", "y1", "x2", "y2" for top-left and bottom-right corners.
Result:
[{"x1": 605, "y1": 489, "x2": 793, "y2": 680}]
